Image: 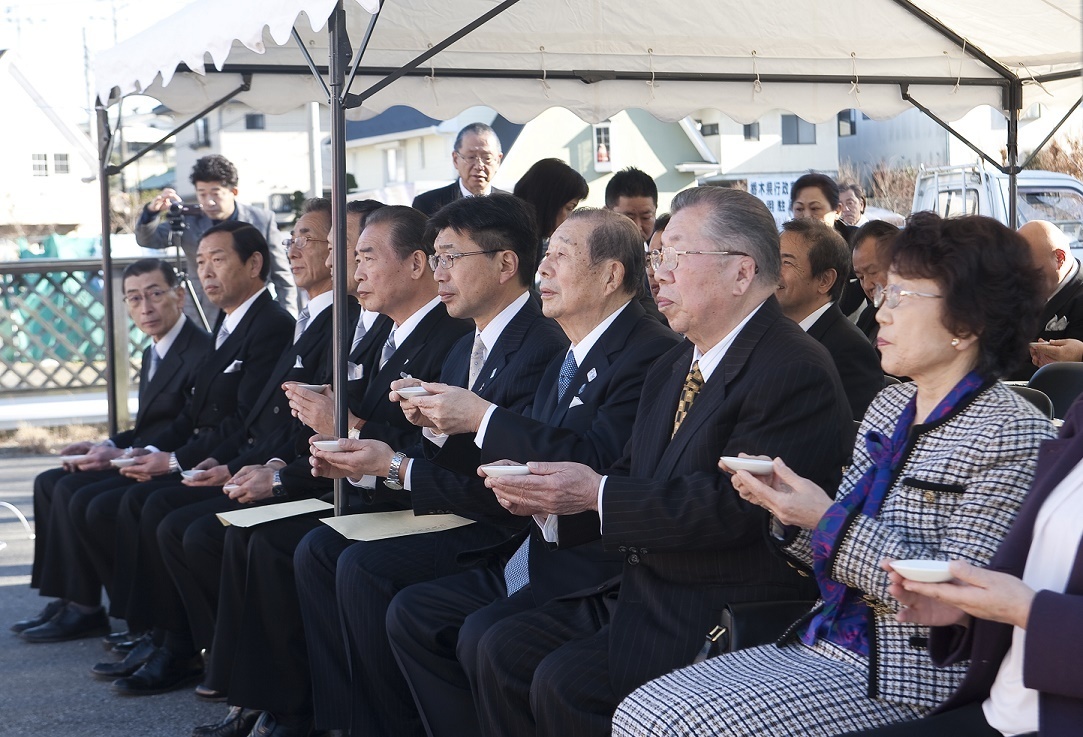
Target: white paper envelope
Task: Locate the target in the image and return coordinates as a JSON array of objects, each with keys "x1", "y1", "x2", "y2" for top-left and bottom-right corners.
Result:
[
  {"x1": 293, "y1": 355, "x2": 304, "y2": 369},
  {"x1": 216, "y1": 499, "x2": 333, "y2": 527},
  {"x1": 224, "y1": 360, "x2": 244, "y2": 374},
  {"x1": 320, "y1": 510, "x2": 474, "y2": 541},
  {"x1": 348, "y1": 362, "x2": 364, "y2": 381}
]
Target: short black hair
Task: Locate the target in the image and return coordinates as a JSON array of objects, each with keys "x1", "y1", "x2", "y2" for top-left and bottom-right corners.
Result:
[
  {"x1": 425, "y1": 194, "x2": 539, "y2": 286},
  {"x1": 892, "y1": 211, "x2": 1044, "y2": 379},
  {"x1": 202, "y1": 220, "x2": 270, "y2": 281},
  {"x1": 190, "y1": 154, "x2": 238, "y2": 188},
  {"x1": 363, "y1": 206, "x2": 431, "y2": 261},
  {"x1": 781, "y1": 219, "x2": 851, "y2": 302},
  {"x1": 652, "y1": 213, "x2": 671, "y2": 236},
  {"x1": 790, "y1": 172, "x2": 841, "y2": 209},
  {"x1": 605, "y1": 167, "x2": 658, "y2": 208},
  {"x1": 453, "y1": 123, "x2": 500, "y2": 153},
  {"x1": 513, "y1": 158, "x2": 589, "y2": 239},
  {"x1": 346, "y1": 199, "x2": 385, "y2": 225},
  {"x1": 564, "y1": 208, "x2": 645, "y2": 296},
  {"x1": 852, "y1": 219, "x2": 900, "y2": 253},
  {"x1": 301, "y1": 197, "x2": 332, "y2": 217},
  {"x1": 122, "y1": 258, "x2": 178, "y2": 288}
]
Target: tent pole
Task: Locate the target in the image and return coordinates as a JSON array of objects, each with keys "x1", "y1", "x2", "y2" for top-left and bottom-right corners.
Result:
[
  {"x1": 343, "y1": 0, "x2": 382, "y2": 100},
  {"x1": 1007, "y1": 81, "x2": 1022, "y2": 229},
  {"x1": 1019, "y1": 96, "x2": 1083, "y2": 171},
  {"x1": 329, "y1": 1, "x2": 350, "y2": 517},
  {"x1": 96, "y1": 99, "x2": 126, "y2": 436},
  {"x1": 902, "y1": 86, "x2": 1007, "y2": 173}
]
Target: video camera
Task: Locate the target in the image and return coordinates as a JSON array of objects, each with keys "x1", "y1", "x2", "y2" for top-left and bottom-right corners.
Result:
[{"x1": 166, "y1": 202, "x2": 203, "y2": 232}]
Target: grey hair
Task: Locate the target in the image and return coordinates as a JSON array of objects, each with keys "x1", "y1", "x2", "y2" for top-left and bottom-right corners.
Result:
[{"x1": 669, "y1": 186, "x2": 781, "y2": 285}]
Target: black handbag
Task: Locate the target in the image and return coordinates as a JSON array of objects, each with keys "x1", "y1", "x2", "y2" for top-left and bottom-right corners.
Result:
[{"x1": 693, "y1": 600, "x2": 815, "y2": 663}]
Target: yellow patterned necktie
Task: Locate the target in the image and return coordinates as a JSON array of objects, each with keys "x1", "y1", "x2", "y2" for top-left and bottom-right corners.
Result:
[{"x1": 671, "y1": 360, "x2": 704, "y2": 438}]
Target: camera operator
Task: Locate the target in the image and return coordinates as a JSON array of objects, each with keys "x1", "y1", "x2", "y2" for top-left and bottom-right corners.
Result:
[{"x1": 136, "y1": 154, "x2": 297, "y2": 323}]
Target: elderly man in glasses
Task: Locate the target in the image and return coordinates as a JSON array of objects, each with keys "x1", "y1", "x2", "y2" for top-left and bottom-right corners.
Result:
[
  {"x1": 411, "y1": 123, "x2": 507, "y2": 216},
  {"x1": 474, "y1": 186, "x2": 853, "y2": 737}
]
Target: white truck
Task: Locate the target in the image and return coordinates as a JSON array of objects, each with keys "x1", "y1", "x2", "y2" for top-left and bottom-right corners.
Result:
[{"x1": 912, "y1": 165, "x2": 1083, "y2": 256}]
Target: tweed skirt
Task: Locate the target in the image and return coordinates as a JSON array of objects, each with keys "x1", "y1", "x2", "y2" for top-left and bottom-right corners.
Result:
[{"x1": 612, "y1": 639, "x2": 928, "y2": 737}]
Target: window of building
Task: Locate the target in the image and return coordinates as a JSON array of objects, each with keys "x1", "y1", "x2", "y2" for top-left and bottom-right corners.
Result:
[
  {"x1": 593, "y1": 122, "x2": 612, "y2": 173},
  {"x1": 53, "y1": 153, "x2": 70, "y2": 174},
  {"x1": 781, "y1": 114, "x2": 816, "y2": 145},
  {"x1": 743, "y1": 123, "x2": 760, "y2": 141},
  {"x1": 245, "y1": 113, "x2": 266, "y2": 130},
  {"x1": 194, "y1": 118, "x2": 211, "y2": 148},
  {"x1": 383, "y1": 146, "x2": 405, "y2": 184},
  {"x1": 837, "y1": 109, "x2": 857, "y2": 137},
  {"x1": 700, "y1": 123, "x2": 720, "y2": 137},
  {"x1": 32, "y1": 153, "x2": 48, "y2": 176}
]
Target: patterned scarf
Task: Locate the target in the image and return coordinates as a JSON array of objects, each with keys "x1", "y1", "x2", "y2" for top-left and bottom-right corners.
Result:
[{"x1": 801, "y1": 370, "x2": 985, "y2": 656}]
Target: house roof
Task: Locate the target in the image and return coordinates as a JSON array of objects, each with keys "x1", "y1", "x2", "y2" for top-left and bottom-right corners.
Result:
[{"x1": 344, "y1": 105, "x2": 440, "y2": 141}]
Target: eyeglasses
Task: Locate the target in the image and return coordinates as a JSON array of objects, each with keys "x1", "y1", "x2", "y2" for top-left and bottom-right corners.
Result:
[
  {"x1": 872, "y1": 283, "x2": 943, "y2": 309},
  {"x1": 427, "y1": 250, "x2": 501, "y2": 271},
  {"x1": 454, "y1": 152, "x2": 500, "y2": 168},
  {"x1": 122, "y1": 288, "x2": 172, "y2": 306},
  {"x1": 283, "y1": 235, "x2": 329, "y2": 251},
  {"x1": 648, "y1": 247, "x2": 757, "y2": 273}
]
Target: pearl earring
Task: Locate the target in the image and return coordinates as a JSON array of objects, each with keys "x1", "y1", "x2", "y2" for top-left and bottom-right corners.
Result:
[{"x1": 950, "y1": 338, "x2": 960, "y2": 347}]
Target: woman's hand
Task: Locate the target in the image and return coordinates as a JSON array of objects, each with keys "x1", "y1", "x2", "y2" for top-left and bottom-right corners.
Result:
[
  {"x1": 881, "y1": 559, "x2": 970, "y2": 627},
  {"x1": 726, "y1": 456, "x2": 833, "y2": 529},
  {"x1": 893, "y1": 559, "x2": 1036, "y2": 630}
]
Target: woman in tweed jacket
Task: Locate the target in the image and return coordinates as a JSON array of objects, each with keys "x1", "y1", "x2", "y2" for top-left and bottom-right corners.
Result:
[{"x1": 611, "y1": 213, "x2": 1057, "y2": 736}]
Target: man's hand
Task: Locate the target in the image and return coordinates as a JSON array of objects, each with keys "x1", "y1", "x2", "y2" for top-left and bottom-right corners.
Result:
[
  {"x1": 120, "y1": 451, "x2": 173, "y2": 482},
  {"x1": 71, "y1": 444, "x2": 124, "y2": 472},
  {"x1": 484, "y1": 461, "x2": 600, "y2": 517},
  {"x1": 407, "y1": 384, "x2": 493, "y2": 436},
  {"x1": 892, "y1": 559, "x2": 1036, "y2": 630},
  {"x1": 389, "y1": 378, "x2": 435, "y2": 428},
  {"x1": 1031, "y1": 338, "x2": 1083, "y2": 367},
  {"x1": 727, "y1": 457, "x2": 833, "y2": 529},
  {"x1": 309, "y1": 435, "x2": 396, "y2": 480},
  {"x1": 59, "y1": 440, "x2": 95, "y2": 456},
  {"x1": 183, "y1": 464, "x2": 233, "y2": 487},
  {"x1": 147, "y1": 187, "x2": 181, "y2": 214},
  {"x1": 225, "y1": 464, "x2": 276, "y2": 504},
  {"x1": 283, "y1": 383, "x2": 355, "y2": 436}
]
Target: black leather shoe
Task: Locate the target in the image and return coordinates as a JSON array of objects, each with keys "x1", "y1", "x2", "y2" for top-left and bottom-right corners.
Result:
[
  {"x1": 247, "y1": 712, "x2": 312, "y2": 737},
  {"x1": 111, "y1": 635, "x2": 144, "y2": 654},
  {"x1": 195, "y1": 682, "x2": 228, "y2": 701},
  {"x1": 112, "y1": 647, "x2": 204, "y2": 696},
  {"x1": 20, "y1": 604, "x2": 110, "y2": 643},
  {"x1": 102, "y1": 630, "x2": 133, "y2": 650},
  {"x1": 10, "y1": 599, "x2": 66, "y2": 634},
  {"x1": 192, "y1": 706, "x2": 261, "y2": 737},
  {"x1": 92, "y1": 633, "x2": 157, "y2": 678}
]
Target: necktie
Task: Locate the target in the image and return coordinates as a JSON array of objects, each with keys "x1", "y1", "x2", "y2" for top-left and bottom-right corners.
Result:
[
  {"x1": 148, "y1": 349, "x2": 161, "y2": 381},
  {"x1": 467, "y1": 334, "x2": 487, "y2": 389},
  {"x1": 350, "y1": 318, "x2": 368, "y2": 357},
  {"x1": 380, "y1": 330, "x2": 396, "y2": 370},
  {"x1": 293, "y1": 306, "x2": 310, "y2": 344},
  {"x1": 504, "y1": 536, "x2": 530, "y2": 595},
  {"x1": 557, "y1": 350, "x2": 578, "y2": 402},
  {"x1": 215, "y1": 323, "x2": 230, "y2": 350},
  {"x1": 671, "y1": 360, "x2": 704, "y2": 438}
]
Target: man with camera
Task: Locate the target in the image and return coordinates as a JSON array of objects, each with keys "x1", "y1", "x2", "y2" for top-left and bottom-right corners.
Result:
[{"x1": 137, "y1": 154, "x2": 297, "y2": 323}]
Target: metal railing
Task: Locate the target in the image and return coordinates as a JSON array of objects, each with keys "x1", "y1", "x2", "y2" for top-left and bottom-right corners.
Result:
[{"x1": 0, "y1": 258, "x2": 148, "y2": 396}]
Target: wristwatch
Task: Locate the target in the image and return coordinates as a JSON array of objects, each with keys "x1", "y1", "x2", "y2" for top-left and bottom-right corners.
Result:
[
  {"x1": 383, "y1": 451, "x2": 409, "y2": 490},
  {"x1": 271, "y1": 470, "x2": 287, "y2": 498},
  {"x1": 168, "y1": 452, "x2": 181, "y2": 474}
]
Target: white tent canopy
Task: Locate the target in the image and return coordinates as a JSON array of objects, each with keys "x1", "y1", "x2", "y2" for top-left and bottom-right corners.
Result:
[{"x1": 94, "y1": 0, "x2": 1082, "y2": 126}]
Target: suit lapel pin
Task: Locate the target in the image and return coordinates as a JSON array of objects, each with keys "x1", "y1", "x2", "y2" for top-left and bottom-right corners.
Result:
[{"x1": 587, "y1": 367, "x2": 597, "y2": 382}]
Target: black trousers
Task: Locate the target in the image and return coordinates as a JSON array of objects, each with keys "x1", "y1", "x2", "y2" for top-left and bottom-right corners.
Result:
[
  {"x1": 386, "y1": 566, "x2": 535, "y2": 737},
  {"x1": 836, "y1": 701, "x2": 1026, "y2": 736},
  {"x1": 66, "y1": 472, "x2": 140, "y2": 611}
]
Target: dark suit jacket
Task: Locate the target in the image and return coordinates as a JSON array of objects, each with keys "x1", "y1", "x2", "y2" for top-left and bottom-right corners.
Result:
[
  {"x1": 1011, "y1": 265, "x2": 1083, "y2": 380},
  {"x1": 394, "y1": 296, "x2": 568, "y2": 516},
  {"x1": 278, "y1": 304, "x2": 472, "y2": 499},
  {"x1": 147, "y1": 290, "x2": 296, "y2": 468},
  {"x1": 113, "y1": 318, "x2": 212, "y2": 448},
  {"x1": 410, "y1": 181, "x2": 510, "y2": 217},
  {"x1": 220, "y1": 303, "x2": 338, "y2": 472},
  {"x1": 450, "y1": 301, "x2": 682, "y2": 603},
  {"x1": 568, "y1": 295, "x2": 852, "y2": 696},
  {"x1": 855, "y1": 301, "x2": 879, "y2": 344},
  {"x1": 930, "y1": 397, "x2": 1083, "y2": 736},
  {"x1": 807, "y1": 303, "x2": 883, "y2": 420}
]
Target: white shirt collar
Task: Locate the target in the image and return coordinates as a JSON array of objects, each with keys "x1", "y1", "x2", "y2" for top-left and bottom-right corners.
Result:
[
  {"x1": 692, "y1": 299, "x2": 766, "y2": 382},
  {"x1": 458, "y1": 178, "x2": 491, "y2": 198},
  {"x1": 302, "y1": 290, "x2": 334, "y2": 322},
  {"x1": 476, "y1": 291, "x2": 531, "y2": 355},
  {"x1": 222, "y1": 287, "x2": 267, "y2": 335},
  {"x1": 361, "y1": 309, "x2": 381, "y2": 330},
  {"x1": 390, "y1": 296, "x2": 441, "y2": 347},
  {"x1": 152, "y1": 313, "x2": 187, "y2": 359},
  {"x1": 797, "y1": 301, "x2": 833, "y2": 332},
  {"x1": 569, "y1": 300, "x2": 632, "y2": 367}
]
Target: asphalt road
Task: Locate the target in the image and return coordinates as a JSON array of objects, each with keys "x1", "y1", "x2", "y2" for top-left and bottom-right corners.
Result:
[{"x1": 0, "y1": 454, "x2": 223, "y2": 737}]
